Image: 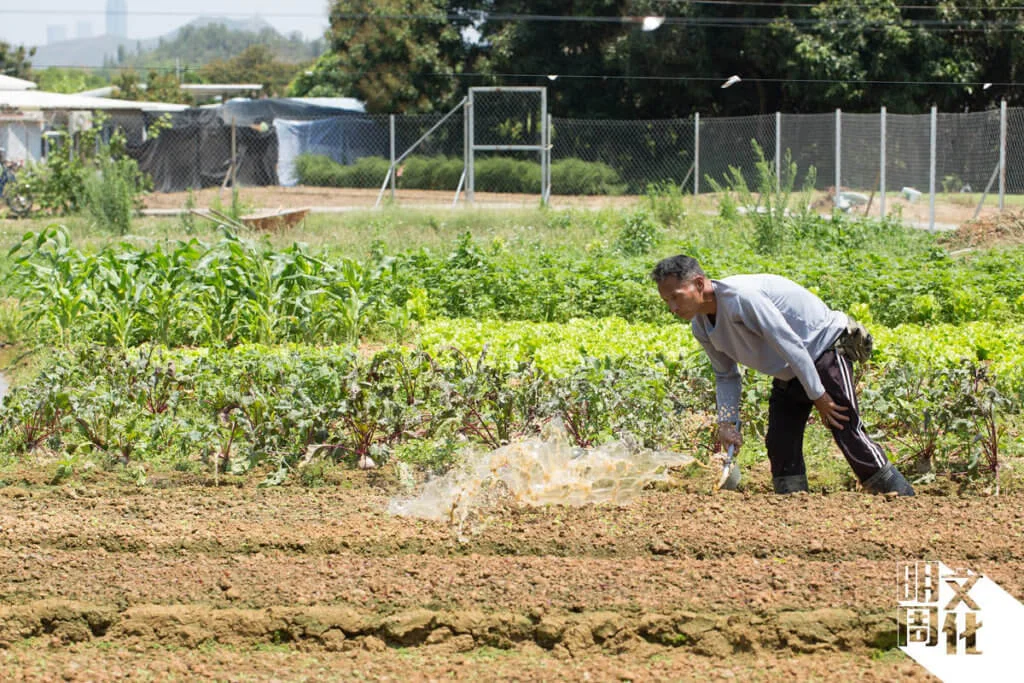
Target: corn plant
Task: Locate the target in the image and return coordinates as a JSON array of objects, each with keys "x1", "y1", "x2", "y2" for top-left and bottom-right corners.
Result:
[
  {"x1": 139, "y1": 242, "x2": 205, "y2": 347},
  {"x1": 318, "y1": 258, "x2": 380, "y2": 344},
  {"x1": 8, "y1": 228, "x2": 99, "y2": 346}
]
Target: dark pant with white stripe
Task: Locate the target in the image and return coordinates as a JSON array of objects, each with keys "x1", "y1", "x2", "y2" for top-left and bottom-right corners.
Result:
[{"x1": 765, "y1": 348, "x2": 888, "y2": 483}]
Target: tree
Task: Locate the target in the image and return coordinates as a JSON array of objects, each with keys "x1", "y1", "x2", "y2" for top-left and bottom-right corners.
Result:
[
  {"x1": 774, "y1": 0, "x2": 1024, "y2": 112},
  {"x1": 604, "y1": 0, "x2": 807, "y2": 117},
  {"x1": 470, "y1": 0, "x2": 633, "y2": 117},
  {"x1": 774, "y1": 0, "x2": 936, "y2": 113},
  {"x1": 123, "y1": 24, "x2": 321, "y2": 69},
  {"x1": 0, "y1": 42, "x2": 35, "y2": 79},
  {"x1": 34, "y1": 68, "x2": 107, "y2": 94},
  {"x1": 290, "y1": 0, "x2": 471, "y2": 113},
  {"x1": 931, "y1": 0, "x2": 1024, "y2": 108},
  {"x1": 296, "y1": 1, "x2": 1023, "y2": 117},
  {"x1": 466, "y1": 0, "x2": 806, "y2": 117},
  {"x1": 199, "y1": 45, "x2": 301, "y2": 97},
  {"x1": 112, "y1": 71, "x2": 193, "y2": 105}
]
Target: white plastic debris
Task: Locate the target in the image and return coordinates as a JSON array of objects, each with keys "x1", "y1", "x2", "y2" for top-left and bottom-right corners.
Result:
[{"x1": 388, "y1": 425, "x2": 694, "y2": 533}]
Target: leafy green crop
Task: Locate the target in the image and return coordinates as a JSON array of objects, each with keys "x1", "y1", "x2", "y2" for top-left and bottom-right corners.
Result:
[
  {"x1": 8, "y1": 223, "x2": 1024, "y2": 350},
  {"x1": 0, "y1": 327, "x2": 1017, "y2": 486},
  {"x1": 6, "y1": 226, "x2": 418, "y2": 348}
]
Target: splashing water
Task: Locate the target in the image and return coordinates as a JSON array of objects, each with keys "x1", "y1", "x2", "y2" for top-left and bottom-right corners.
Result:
[{"x1": 388, "y1": 431, "x2": 695, "y2": 533}]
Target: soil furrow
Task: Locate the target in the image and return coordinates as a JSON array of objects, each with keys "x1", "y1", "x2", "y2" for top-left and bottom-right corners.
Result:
[
  {"x1": 0, "y1": 480, "x2": 1004, "y2": 679},
  {"x1": 2, "y1": 490, "x2": 1022, "y2": 562},
  {"x1": 0, "y1": 598, "x2": 901, "y2": 656},
  {"x1": 1, "y1": 550, "x2": 1022, "y2": 616}
]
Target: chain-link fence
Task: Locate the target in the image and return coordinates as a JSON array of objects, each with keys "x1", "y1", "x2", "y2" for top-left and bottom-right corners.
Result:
[
  {"x1": 103, "y1": 97, "x2": 1024, "y2": 218},
  {"x1": 553, "y1": 118, "x2": 693, "y2": 195},
  {"x1": 465, "y1": 87, "x2": 548, "y2": 201}
]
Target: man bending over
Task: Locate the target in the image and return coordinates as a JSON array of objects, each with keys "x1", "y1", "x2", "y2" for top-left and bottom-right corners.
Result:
[{"x1": 652, "y1": 254, "x2": 914, "y2": 496}]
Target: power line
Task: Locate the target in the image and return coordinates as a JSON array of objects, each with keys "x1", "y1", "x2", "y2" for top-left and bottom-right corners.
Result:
[
  {"x1": 32, "y1": 63, "x2": 1021, "y2": 89},
  {"x1": 655, "y1": 0, "x2": 1024, "y2": 9},
  {"x1": 9, "y1": 2, "x2": 1024, "y2": 13},
  {"x1": 0, "y1": 9, "x2": 329, "y2": 19},
  {"x1": 3, "y1": 7, "x2": 1024, "y2": 28}
]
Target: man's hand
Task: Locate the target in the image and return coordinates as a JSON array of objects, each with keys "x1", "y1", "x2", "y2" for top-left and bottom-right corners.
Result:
[
  {"x1": 813, "y1": 392, "x2": 849, "y2": 429},
  {"x1": 717, "y1": 421, "x2": 742, "y2": 449}
]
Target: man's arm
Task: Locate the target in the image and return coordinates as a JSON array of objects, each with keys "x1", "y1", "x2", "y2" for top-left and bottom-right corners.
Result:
[{"x1": 693, "y1": 326, "x2": 743, "y2": 446}]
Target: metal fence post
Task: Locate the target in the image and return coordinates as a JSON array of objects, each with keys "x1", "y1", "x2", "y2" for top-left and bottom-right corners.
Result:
[
  {"x1": 467, "y1": 93, "x2": 475, "y2": 204},
  {"x1": 230, "y1": 117, "x2": 237, "y2": 189},
  {"x1": 999, "y1": 99, "x2": 1007, "y2": 211},
  {"x1": 540, "y1": 88, "x2": 549, "y2": 205},
  {"x1": 834, "y1": 108, "x2": 841, "y2": 192},
  {"x1": 880, "y1": 106, "x2": 886, "y2": 219},
  {"x1": 457, "y1": 99, "x2": 468, "y2": 206},
  {"x1": 694, "y1": 113, "x2": 700, "y2": 195},
  {"x1": 545, "y1": 112, "x2": 552, "y2": 202},
  {"x1": 929, "y1": 106, "x2": 937, "y2": 231},
  {"x1": 775, "y1": 111, "x2": 781, "y2": 189},
  {"x1": 389, "y1": 114, "x2": 396, "y2": 202}
]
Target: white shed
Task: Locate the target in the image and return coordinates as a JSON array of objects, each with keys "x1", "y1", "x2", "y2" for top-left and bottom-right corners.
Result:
[
  {"x1": 0, "y1": 110, "x2": 44, "y2": 164},
  {"x1": 0, "y1": 90, "x2": 187, "y2": 163},
  {"x1": 0, "y1": 75, "x2": 38, "y2": 91}
]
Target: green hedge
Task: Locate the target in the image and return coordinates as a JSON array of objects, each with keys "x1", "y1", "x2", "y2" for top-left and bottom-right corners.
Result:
[
  {"x1": 293, "y1": 154, "x2": 625, "y2": 195},
  {"x1": 293, "y1": 155, "x2": 389, "y2": 189}
]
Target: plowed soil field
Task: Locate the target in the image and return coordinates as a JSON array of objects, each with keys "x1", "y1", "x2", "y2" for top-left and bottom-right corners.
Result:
[{"x1": 2, "y1": 470, "x2": 1020, "y2": 681}]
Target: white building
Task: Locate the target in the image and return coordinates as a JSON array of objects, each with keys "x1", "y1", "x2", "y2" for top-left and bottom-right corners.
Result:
[{"x1": 0, "y1": 88, "x2": 186, "y2": 164}]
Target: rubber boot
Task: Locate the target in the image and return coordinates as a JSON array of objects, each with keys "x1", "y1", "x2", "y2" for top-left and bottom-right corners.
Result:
[
  {"x1": 862, "y1": 463, "x2": 916, "y2": 496},
  {"x1": 773, "y1": 474, "x2": 809, "y2": 494}
]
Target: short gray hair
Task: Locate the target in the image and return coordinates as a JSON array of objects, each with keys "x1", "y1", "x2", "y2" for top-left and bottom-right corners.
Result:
[{"x1": 650, "y1": 255, "x2": 706, "y2": 283}]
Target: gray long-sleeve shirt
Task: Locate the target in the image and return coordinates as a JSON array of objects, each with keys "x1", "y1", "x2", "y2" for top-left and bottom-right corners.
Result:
[{"x1": 691, "y1": 274, "x2": 847, "y2": 423}]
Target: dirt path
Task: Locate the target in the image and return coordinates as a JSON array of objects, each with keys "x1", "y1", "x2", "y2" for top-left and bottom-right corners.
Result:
[
  {"x1": 141, "y1": 186, "x2": 639, "y2": 212},
  {"x1": 2, "y1": 471, "x2": 1016, "y2": 679},
  {"x1": 141, "y1": 185, "x2": 998, "y2": 229}
]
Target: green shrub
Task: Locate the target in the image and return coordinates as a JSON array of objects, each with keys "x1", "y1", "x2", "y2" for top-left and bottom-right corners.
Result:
[
  {"x1": 17, "y1": 120, "x2": 147, "y2": 220},
  {"x1": 475, "y1": 157, "x2": 539, "y2": 193},
  {"x1": 295, "y1": 154, "x2": 389, "y2": 188},
  {"x1": 21, "y1": 145, "x2": 88, "y2": 215},
  {"x1": 399, "y1": 155, "x2": 463, "y2": 190},
  {"x1": 83, "y1": 155, "x2": 149, "y2": 235},
  {"x1": 551, "y1": 158, "x2": 626, "y2": 195},
  {"x1": 340, "y1": 157, "x2": 391, "y2": 188},
  {"x1": 643, "y1": 180, "x2": 686, "y2": 227},
  {"x1": 294, "y1": 154, "x2": 342, "y2": 186},
  {"x1": 614, "y1": 209, "x2": 662, "y2": 256},
  {"x1": 293, "y1": 153, "x2": 625, "y2": 195}
]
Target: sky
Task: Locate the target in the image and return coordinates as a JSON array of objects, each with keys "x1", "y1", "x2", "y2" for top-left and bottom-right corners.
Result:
[{"x1": 0, "y1": 0, "x2": 332, "y2": 49}]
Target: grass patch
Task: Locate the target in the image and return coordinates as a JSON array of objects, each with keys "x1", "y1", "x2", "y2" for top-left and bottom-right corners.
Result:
[
  {"x1": 0, "y1": 205, "x2": 652, "y2": 267},
  {"x1": 465, "y1": 646, "x2": 511, "y2": 661},
  {"x1": 870, "y1": 647, "x2": 910, "y2": 662}
]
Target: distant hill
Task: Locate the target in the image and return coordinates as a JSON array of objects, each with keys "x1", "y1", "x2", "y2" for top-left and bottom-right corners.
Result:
[
  {"x1": 31, "y1": 34, "x2": 151, "y2": 69},
  {"x1": 31, "y1": 16, "x2": 321, "y2": 69},
  {"x1": 124, "y1": 21, "x2": 322, "y2": 69}
]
